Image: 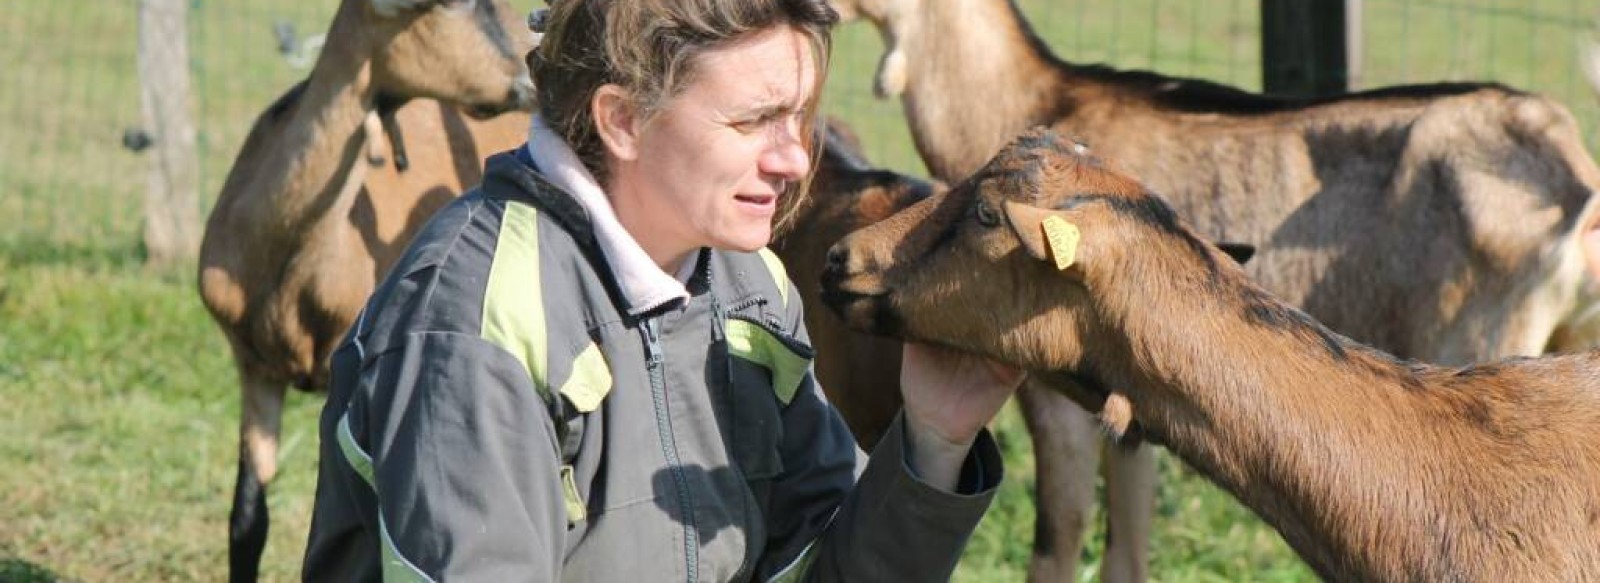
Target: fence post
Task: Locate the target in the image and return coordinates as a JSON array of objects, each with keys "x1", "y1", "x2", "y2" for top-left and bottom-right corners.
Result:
[
  {"x1": 137, "y1": 0, "x2": 201, "y2": 266},
  {"x1": 1260, "y1": 0, "x2": 1353, "y2": 97},
  {"x1": 1345, "y1": 0, "x2": 1363, "y2": 90}
]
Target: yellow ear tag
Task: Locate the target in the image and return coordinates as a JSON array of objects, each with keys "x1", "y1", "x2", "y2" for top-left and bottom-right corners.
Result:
[{"x1": 1041, "y1": 216, "x2": 1080, "y2": 270}]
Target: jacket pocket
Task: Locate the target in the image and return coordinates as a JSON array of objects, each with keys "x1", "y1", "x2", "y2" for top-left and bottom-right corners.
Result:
[{"x1": 722, "y1": 315, "x2": 814, "y2": 481}]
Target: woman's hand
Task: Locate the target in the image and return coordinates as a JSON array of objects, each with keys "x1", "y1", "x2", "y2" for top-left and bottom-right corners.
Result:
[{"x1": 899, "y1": 342, "x2": 1026, "y2": 491}]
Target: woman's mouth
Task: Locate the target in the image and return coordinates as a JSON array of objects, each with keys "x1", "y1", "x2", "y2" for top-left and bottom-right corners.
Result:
[{"x1": 734, "y1": 193, "x2": 777, "y2": 215}]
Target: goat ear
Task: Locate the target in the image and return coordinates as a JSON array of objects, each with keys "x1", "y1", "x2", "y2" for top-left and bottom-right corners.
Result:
[
  {"x1": 1002, "y1": 201, "x2": 1056, "y2": 263},
  {"x1": 1214, "y1": 242, "x2": 1256, "y2": 266},
  {"x1": 823, "y1": 117, "x2": 865, "y2": 155},
  {"x1": 853, "y1": 189, "x2": 900, "y2": 224}
]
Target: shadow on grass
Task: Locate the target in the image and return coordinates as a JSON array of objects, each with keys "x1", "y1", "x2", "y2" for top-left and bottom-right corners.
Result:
[{"x1": 0, "y1": 556, "x2": 71, "y2": 583}]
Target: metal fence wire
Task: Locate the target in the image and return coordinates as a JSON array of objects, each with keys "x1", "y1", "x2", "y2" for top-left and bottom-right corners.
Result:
[{"x1": 1, "y1": 0, "x2": 1596, "y2": 259}]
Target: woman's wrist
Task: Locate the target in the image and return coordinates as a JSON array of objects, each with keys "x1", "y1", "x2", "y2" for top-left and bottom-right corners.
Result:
[{"x1": 902, "y1": 413, "x2": 976, "y2": 492}]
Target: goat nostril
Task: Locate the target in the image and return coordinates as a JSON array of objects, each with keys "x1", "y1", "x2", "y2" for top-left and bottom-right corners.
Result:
[{"x1": 825, "y1": 246, "x2": 849, "y2": 273}]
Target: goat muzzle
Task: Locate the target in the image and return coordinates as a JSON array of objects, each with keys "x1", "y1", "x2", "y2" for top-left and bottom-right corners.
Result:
[{"x1": 819, "y1": 245, "x2": 902, "y2": 336}]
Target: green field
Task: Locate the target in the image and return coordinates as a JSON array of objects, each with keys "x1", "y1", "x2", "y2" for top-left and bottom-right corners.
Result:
[{"x1": 3, "y1": 0, "x2": 1597, "y2": 581}]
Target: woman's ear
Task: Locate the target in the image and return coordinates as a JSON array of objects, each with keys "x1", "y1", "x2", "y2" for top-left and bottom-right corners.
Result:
[{"x1": 592, "y1": 84, "x2": 642, "y2": 162}]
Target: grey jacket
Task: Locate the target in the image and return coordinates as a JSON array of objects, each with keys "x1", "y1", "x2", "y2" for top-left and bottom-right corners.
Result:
[{"x1": 302, "y1": 150, "x2": 1003, "y2": 582}]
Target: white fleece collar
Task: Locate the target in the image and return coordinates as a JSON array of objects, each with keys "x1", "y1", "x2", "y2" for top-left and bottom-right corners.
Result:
[{"x1": 525, "y1": 115, "x2": 692, "y2": 316}]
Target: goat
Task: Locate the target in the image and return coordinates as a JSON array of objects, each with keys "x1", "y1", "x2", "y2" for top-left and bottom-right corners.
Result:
[
  {"x1": 772, "y1": 121, "x2": 938, "y2": 446},
  {"x1": 196, "y1": 0, "x2": 533, "y2": 579},
  {"x1": 821, "y1": 129, "x2": 1600, "y2": 582},
  {"x1": 829, "y1": 0, "x2": 1600, "y2": 577}
]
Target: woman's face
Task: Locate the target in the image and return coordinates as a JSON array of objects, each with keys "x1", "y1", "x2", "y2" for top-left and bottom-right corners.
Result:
[{"x1": 605, "y1": 26, "x2": 818, "y2": 264}]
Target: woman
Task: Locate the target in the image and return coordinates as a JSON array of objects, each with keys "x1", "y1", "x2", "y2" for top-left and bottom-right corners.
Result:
[{"x1": 303, "y1": 1, "x2": 1024, "y2": 580}]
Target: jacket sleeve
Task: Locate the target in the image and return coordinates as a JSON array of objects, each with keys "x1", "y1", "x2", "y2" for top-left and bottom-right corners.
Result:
[
  {"x1": 755, "y1": 283, "x2": 1004, "y2": 583},
  {"x1": 341, "y1": 331, "x2": 569, "y2": 582}
]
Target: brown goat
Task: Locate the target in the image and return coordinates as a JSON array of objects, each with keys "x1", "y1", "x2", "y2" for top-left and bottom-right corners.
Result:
[
  {"x1": 772, "y1": 121, "x2": 938, "y2": 446},
  {"x1": 834, "y1": 0, "x2": 1600, "y2": 363},
  {"x1": 196, "y1": 0, "x2": 533, "y2": 578},
  {"x1": 830, "y1": 0, "x2": 1600, "y2": 577},
  {"x1": 822, "y1": 129, "x2": 1600, "y2": 582}
]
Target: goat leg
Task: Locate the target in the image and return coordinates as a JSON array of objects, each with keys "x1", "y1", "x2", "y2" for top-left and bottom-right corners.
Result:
[
  {"x1": 1101, "y1": 441, "x2": 1155, "y2": 583},
  {"x1": 1018, "y1": 380, "x2": 1101, "y2": 582},
  {"x1": 229, "y1": 373, "x2": 286, "y2": 583}
]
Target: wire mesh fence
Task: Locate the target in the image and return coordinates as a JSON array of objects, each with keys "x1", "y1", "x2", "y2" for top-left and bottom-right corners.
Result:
[
  {"x1": 1362, "y1": 0, "x2": 1599, "y2": 147},
  {"x1": 3, "y1": 1, "x2": 146, "y2": 261},
  {"x1": 828, "y1": 0, "x2": 1599, "y2": 173},
  {"x1": 0, "y1": 0, "x2": 537, "y2": 264},
  {"x1": 1, "y1": 0, "x2": 1595, "y2": 262},
  {"x1": 825, "y1": 0, "x2": 1266, "y2": 175}
]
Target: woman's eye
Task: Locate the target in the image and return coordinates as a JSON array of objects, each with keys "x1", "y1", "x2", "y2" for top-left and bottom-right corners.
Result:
[{"x1": 975, "y1": 202, "x2": 1000, "y2": 227}]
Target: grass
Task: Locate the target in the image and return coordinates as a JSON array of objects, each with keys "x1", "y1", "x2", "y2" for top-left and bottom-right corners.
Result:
[
  {"x1": 0, "y1": 241, "x2": 325, "y2": 582},
  {"x1": 952, "y1": 412, "x2": 1316, "y2": 582},
  {"x1": 3, "y1": 0, "x2": 1598, "y2": 580}
]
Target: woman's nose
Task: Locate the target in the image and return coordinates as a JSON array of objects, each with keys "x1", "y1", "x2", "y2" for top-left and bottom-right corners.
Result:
[{"x1": 759, "y1": 126, "x2": 811, "y2": 182}]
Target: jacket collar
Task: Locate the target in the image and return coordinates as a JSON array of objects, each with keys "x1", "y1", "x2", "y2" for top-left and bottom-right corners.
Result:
[{"x1": 481, "y1": 118, "x2": 699, "y2": 318}]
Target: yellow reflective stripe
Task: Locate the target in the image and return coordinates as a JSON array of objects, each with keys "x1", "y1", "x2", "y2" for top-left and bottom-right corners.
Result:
[
  {"x1": 481, "y1": 201, "x2": 549, "y2": 395},
  {"x1": 558, "y1": 343, "x2": 611, "y2": 413},
  {"x1": 559, "y1": 464, "x2": 587, "y2": 523},
  {"x1": 725, "y1": 319, "x2": 810, "y2": 406},
  {"x1": 766, "y1": 539, "x2": 820, "y2": 583},
  {"x1": 380, "y1": 515, "x2": 436, "y2": 582},
  {"x1": 342, "y1": 417, "x2": 433, "y2": 580},
  {"x1": 337, "y1": 413, "x2": 375, "y2": 488},
  {"x1": 756, "y1": 248, "x2": 790, "y2": 309}
]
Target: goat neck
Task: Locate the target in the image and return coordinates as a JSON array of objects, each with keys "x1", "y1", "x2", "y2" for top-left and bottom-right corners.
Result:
[
  {"x1": 1061, "y1": 217, "x2": 1600, "y2": 580},
  {"x1": 884, "y1": 0, "x2": 1070, "y2": 182},
  {"x1": 229, "y1": 4, "x2": 387, "y2": 241}
]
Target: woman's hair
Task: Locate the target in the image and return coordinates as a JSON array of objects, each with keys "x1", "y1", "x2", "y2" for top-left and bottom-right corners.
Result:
[{"x1": 528, "y1": 0, "x2": 839, "y2": 231}]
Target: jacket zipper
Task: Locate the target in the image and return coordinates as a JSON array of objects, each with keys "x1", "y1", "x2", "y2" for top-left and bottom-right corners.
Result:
[
  {"x1": 726, "y1": 295, "x2": 790, "y2": 337},
  {"x1": 726, "y1": 295, "x2": 766, "y2": 314},
  {"x1": 642, "y1": 318, "x2": 698, "y2": 582},
  {"x1": 709, "y1": 295, "x2": 758, "y2": 581},
  {"x1": 726, "y1": 314, "x2": 816, "y2": 360}
]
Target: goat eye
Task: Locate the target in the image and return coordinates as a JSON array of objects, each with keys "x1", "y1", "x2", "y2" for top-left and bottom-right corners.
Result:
[{"x1": 975, "y1": 202, "x2": 1000, "y2": 227}]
